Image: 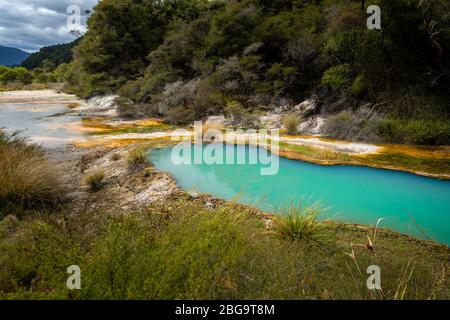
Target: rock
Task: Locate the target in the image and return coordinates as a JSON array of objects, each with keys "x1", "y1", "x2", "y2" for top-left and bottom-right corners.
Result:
[
  {"x1": 188, "y1": 191, "x2": 199, "y2": 199},
  {"x1": 299, "y1": 116, "x2": 325, "y2": 135},
  {"x1": 322, "y1": 96, "x2": 348, "y2": 115},
  {"x1": 87, "y1": 95, "x2": 120, "y2": 110},
  {"x1": 260, "y1": 113, "x2": 282, "y2": 130},
  {"x1": 263, "y1": 218, "x2": 274, "y2": 230},
  {"x1": 82, "y1": 95, "x2": 120, "y2": 117},
  {"x1": 205, "y1": 115, "x2": 228, "y2": 126},
  {"x1": 134, "y1": 175, "x2": 176, "y2": 204},
  {"x1": 205, "y1": 201, "x2": 215, "y2": 209},
  {"x1": 294, "y1": 98, "x2": 318, "y2": 117}
]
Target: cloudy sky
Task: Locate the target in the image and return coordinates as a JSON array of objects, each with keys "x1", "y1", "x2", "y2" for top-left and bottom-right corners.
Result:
[{"x1": 0, "y1": 0, "x2": 98, "y2": 52}]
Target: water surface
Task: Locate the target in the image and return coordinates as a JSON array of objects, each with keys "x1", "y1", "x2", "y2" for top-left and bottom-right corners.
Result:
[
  {"x1": 150, "y1": 144, "x2": 450, "y2": 245},
  {"x1": 0, "y1": 103, "x2": 85, "y2": 146}
]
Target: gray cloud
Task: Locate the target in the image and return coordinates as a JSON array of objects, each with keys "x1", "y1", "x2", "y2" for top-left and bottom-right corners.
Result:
[{"x1": 0, "y1": 0, "x2": 98, "y2": 52}]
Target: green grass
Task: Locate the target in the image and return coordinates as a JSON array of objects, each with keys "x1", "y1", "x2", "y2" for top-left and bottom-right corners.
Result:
[
  {"x1": 279, "y1": 142, "x2": 353, "y2": 162},
  {"x1": 377, "y1": 118, "x2": 450, "y2": 145},
  {"x1": 0, "y1": 198, "x2": 448, "y2": 300},
  {"x1": 365, "y1": 152, "x2": 450, "y2": 175},
  {"x1": 93, "y1": 124, "x2": 175, "y2": 136},
  {"x1": 272, "y1": 201, "x2": 328, "y2": 244}
]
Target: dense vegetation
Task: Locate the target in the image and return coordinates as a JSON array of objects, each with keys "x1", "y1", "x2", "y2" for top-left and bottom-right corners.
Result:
[
  {"x1": 0, "y1": 64, "x2": 67, "y2": 87},
  {"x1": 21, "y1": 39, "x2": 80, "y2": 70},
  {"x1": 1, "y1": 195, "x2": 449, "y2": 300},
  {"x1": 0, "y1": 66, "x2": 33, "y2": 85},
  {"x1": 60, "y1": 0, "x2": 450, "y2": 145}
]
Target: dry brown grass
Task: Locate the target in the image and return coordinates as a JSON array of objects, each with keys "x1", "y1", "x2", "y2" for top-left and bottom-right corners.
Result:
[
  {"x1": 283, "y1": 114, "x2": 301, "y2": 135},
  {"x1": 0, "y1": 132, "x2": 64, "y2": 213}
]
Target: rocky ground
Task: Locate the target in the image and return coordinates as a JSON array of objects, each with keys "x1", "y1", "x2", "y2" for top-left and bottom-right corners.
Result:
[{"x1": 48, "y1": 145, "x2": 178, "y2": 214}]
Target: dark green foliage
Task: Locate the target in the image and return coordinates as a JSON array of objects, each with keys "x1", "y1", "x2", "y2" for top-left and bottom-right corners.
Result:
[
  {"x1": 0, "y1": 66, "x2": 32, "y2": 85},
  {"x1": 21, "y1": 39, "x2": 80, "y2": 70},
  {"x1": 63, "y1": 0, "x2": 449, "y2": 143}
]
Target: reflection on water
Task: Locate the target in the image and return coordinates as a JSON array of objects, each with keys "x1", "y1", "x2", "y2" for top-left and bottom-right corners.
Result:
[{"x1": 0, "y1": 103, "x2": 86, "y2": 146}]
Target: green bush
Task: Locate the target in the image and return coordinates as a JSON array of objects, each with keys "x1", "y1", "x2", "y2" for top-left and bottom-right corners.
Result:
[
  {"x1": 351, "y1": 74, "x2": 366, "y2": 97},
  {"x1": 283, "y1": 114, "x2": 300, "y2": 135},
  {"x1": 0, "y1": 67, "x2": 33, "y2": 85},
  {"x1": 224, "y1": 100, "x2": 247, "y2": 125},
  {"x1": 321, "y1": 64, "x2": 352, "y2": 89},
  {"x1": 377, "y1": 119, "x2": 450, "y2": 145}
]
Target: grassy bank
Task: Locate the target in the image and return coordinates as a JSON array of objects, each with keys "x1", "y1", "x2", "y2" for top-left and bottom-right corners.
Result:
[
  {"x1": 0, "y1": 196, "x2": 448, "y2": 300},
  {"x1": 279, "y1": 141, "x2": 450, "y2": 178}
]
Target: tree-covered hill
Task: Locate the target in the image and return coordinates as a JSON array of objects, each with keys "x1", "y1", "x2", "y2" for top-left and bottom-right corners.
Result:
[
  {"x1": 21, "y1": 39, "x2": 80, "y2": 70},
  {"x1": 60, "y1": 0, "x2": 450, "y2": 145}
]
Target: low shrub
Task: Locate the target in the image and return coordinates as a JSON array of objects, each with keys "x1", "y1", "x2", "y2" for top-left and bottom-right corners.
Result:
[
  {"x1": 323, "y1": 111, "x2": 363, "y2": 140},
  {"x1": 377, "y1": 119, "x2": 450, "y2": 145},
  {"x1": 321, "y1": 64, "x2": 352, "y2": 89},
  {"x1": 351, "y1": 74, "x2": 366, "y2": 97},
  {"x1": 126, "y1": 147, "x2": 148, "y2": 169},
  {"x1": 225, "y1": 100, "x2": 247, "y2": 126},
  {"x1": 85, "y1": 170, "x2": 105, "y2": 191},
  {"x1": 283, "y1": 114, "x2": 300, "y2": 135},
  {"x1": 224, "y1": 100, "x2": 260, "y2": 129}
]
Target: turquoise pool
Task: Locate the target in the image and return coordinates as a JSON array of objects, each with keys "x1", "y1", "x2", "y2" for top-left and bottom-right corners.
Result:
[{"x1": 150, "y1": 144, "x2": 450, "y2": 245}]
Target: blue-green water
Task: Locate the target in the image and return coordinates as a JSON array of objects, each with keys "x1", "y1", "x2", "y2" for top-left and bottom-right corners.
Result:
[{"x1": 150, "y1": 144, "x2": 450, "y2": 245}]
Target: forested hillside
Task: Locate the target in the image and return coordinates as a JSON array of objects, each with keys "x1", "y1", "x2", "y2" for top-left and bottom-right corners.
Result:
[
  {"x1": 21, "y1": 39, "x2": 80, "y2": 70},
  {"x1": 61, "y1": 0, "x2": 450, "y2": 145}
]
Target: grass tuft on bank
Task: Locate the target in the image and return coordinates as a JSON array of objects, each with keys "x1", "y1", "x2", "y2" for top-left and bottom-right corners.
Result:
[{"x1": 0, "y1": 131, "x2": 64, "y2": 216}]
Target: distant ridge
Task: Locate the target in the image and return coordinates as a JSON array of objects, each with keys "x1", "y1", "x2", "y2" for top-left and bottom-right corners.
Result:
[
  {"x1": 0, "y1": 46, "x2": 30, "y2": 67},
  {"x1": 21, "y1": 39, "x2": 80, "y2": 70}
]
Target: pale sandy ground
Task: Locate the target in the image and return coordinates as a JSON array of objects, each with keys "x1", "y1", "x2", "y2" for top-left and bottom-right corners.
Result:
[{"x1": 0, "y1": 90, "x2": 81, "y2": 104}]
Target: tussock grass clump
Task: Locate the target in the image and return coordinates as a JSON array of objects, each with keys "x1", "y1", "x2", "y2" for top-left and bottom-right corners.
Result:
[
  {"x1": 0, "y1": 131, "x2": 63, "y2": 213},
  {"x1": 85, "y1": 170, "x2": 105, "y2": 191},
  {"x1": 283, "y1": 114, "x2": 300, "y2": 135},
  {"x1": 273, "y1": 201, "x2": 328, "y2": 244},
  {"x1": 126, "y1": 147, "x2": 148, "y2": 168}
]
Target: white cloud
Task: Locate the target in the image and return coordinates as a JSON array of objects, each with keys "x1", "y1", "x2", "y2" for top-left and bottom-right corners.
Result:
[{"x1": 0, "y1": 0, "x2": 98, "y2": 52}]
